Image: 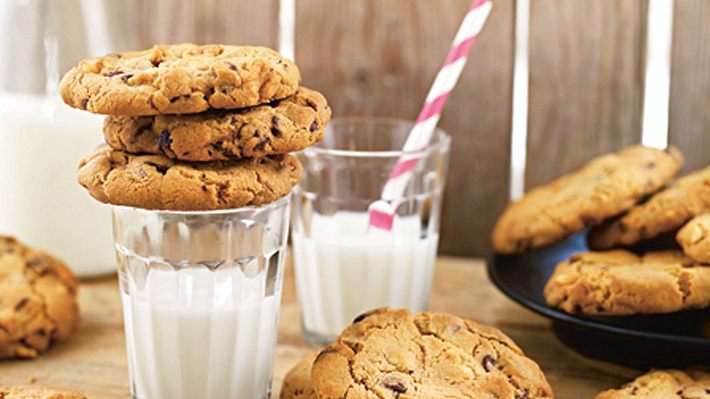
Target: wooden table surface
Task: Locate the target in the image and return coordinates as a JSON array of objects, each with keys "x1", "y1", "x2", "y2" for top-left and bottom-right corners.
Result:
[{"x1": 0, "y1": 255, "x2": 641, "y2": 398}]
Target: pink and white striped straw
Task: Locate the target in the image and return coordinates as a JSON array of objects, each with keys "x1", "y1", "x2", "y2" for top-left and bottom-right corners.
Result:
[{"x1": 368, "y1": 0, "x2": 493, "y2": 230}]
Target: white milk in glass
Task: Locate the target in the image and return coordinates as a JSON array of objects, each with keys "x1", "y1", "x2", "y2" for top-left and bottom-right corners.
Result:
[
  {"x1": 292, "y1": 211, "x2": 438, "y2": 338},
  {"x1": 0, "y1": 93, "x2": 114, "y2": 276},
  {"x1": 121, "y1": 267, "x2": 280, "y2": 399}
]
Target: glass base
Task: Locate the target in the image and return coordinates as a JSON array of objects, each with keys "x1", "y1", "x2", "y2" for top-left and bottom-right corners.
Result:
[
  {"x1": 132, "y1": 390, "x2": 271, "y2": 399},
  {"x1": 302, "y1": 326, "x2": 338, "y2": 347}
]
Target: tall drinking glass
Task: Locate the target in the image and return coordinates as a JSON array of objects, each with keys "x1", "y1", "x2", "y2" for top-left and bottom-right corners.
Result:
[
  {"x1": 112, "y1": 195, "x2": 291, "y2": 399},
  {"x1": 291, "y1": 118, "x2": 451, "y2": 345}
]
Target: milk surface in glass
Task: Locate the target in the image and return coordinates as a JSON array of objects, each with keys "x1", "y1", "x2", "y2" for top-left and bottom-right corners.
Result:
[{"x1": 292, "y1": 211, "x2": 438, "y2": 338}]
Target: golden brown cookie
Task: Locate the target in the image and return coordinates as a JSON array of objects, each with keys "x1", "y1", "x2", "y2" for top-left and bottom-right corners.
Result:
[
  {"x1": 544, "y1": 250, "x2": 710, "y2": 315},
  {"x1": 677, "y1": 213, "x2": 710, "y2": 263},
  {"x1": 594, "y1": 369, "x2": 710, "y2": 399},
  {"x1": 492, "y1": 145, "x2": 684, "y2": 254},
  {"x1": 60, "y1": 44, "x2": 300, "y2": 116},
  {"x1": 0, "y1": 386, "x2": 87, "y2": 399},
  {"x1": 103, "y1": 87, "x2": 331, "y2": 161},
  {"x1": 312, "y1": 308, "x2": 553, "y2": 399},
  {"x1": 589, "y1": 165, "x2": 710, "y2": 250},
  {"x1": 280, "y1": 354, "x2": 318, "y2": 399},
  {"x1": 77, "y1": 146, "x2": 302, "y2": 211},
  {"x1": 0, "y1": 237, "x2": 80, "y2": 359}
]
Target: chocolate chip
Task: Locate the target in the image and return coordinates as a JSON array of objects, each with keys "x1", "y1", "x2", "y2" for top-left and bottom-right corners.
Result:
[
  {"x1": 121, "y1": 73, "x2": 134, "y2": 82},
  {"x1": 27, "y1": 258, "x2": 43, "y2": 267},
  {"x1": 14, "y1": 298, "x2": 29, "y2": 311},
  {"x1": 227, "y1": 62, "x2": 237, "y2": 71},
  {"x1": 81, "y1": 99, "x2": 88, "y2": 109},
  {"x1": 381, "y1": 376, "x2": 407, "y2": 394},
  {"x1": 146, "y1": 162, "x2": 168, "y2": 175},
  {"x1": 253, "y1": 137, "x2": 272, "y2": 151},
  {"x1": 151, "y1": 59, "x2": 162, "y2": 67},
  {"x1": 271, "y1": 116, "x2": 282, "y2": 137},
  {"x1": 309, "y1": 122, "x2": 318, "y2": 133},
  {"x1": 305, "y1": 99, "x2": 319, "y2": 111},
  {"x1": 157, "y1": 130, "x2": 172, "y2": 152},
  {"x1": 482, "y1": 354, "x2": 497, "y2": 372},
  {"x1": 352, "y1": 312, "x2": 369, "y2": 323},
  {"x1": 169, "y1": 96, "x2": 180, "y2": 103},
  {"x1": 106, "y1": 70, "x2": 123, "y2": 77}
]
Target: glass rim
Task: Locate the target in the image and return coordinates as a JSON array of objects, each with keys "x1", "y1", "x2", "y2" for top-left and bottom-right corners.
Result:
[
  {"x1": 109, "y1": 192, "x2": 291, "y2": 216},
  {"x1": 302, "y1": 116, "x2": 452, "y2": 159}
]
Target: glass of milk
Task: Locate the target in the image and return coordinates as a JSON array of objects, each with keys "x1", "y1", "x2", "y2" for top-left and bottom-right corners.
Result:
[
  {"x1": 291, "y1": 117, "x2": 451, "y2": 345},
  {"x1": 112, "y1": 195, "x2": 291, "y2": 399}
]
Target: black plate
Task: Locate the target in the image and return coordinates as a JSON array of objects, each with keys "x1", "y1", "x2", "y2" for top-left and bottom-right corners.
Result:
[{"x1": 487, "y1": 232, "x2": 710, "y2": 368}]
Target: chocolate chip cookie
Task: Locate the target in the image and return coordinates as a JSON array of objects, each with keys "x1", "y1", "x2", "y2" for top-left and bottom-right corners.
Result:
[
  {"x1": 103, "y1": 87, "x2": 331, "y2": 161},
  {"x1": 677, "y1": 213, "x2": 710, "y2": 263},
  {"x1": 312, "y1": 308, "x2": 553, "y2": 399},
  {"x1": 77, "y1": 146, "x2": 302, "y2": 211},
  {"x1": 589, "y1": 165, "x2": 710, "y2": 250},
  {"x1": 594, "y1": 369, "x2": 710, "y2": 399},
  {"x1": 0, "y1": 237, "x2": 80, "y2": 359},
  {"x1": 60, "y1": 44, "x2": 300, "y2": 116},
  {"x1": 544, "y1": 250, "x2": 710, "y2": 315},
  {"x1": 492, "y1": 145, "x2": 684, "y2": 254},
  {"x1": 280, "y1": 354, "x2": 318, "y2": 399},
  {"x1": 0, "y1": 386, "x2": 87, "y2": 399}
]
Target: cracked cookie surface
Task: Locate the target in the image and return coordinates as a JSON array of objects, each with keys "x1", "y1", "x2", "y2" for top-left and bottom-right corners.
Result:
[
  {"x1": 594, "y1": 369, "x2": 710, "y2": 399},
  {"x1": 492, "y1": 145, "x2": 684, "y2": 254},
  {"x1": 589, "y1": 165, "x2": 710, "y2": 250},
  {"x1": 77, "y1": 146, "x2": 302, "y2": 211},
  {"x1": 544, "y1": 250, "x2": 710, "y2": 315},
  {"x1": 280, "y1": 354, "x2": 318, "y2": 399},
  {"x1": 0, "y1": 385, "x2": 87, "y2": 399},
  {"x1": 60, "y1": 43, "x2": 300, "y2": 116},
  {"x1": 104, "y1": 87, "x2": 331, "y2": 161},
  {"x1": 311, "y1": 308, "x2": 553, "y2": 399},
  {"x1": 0, "y1": 237, "x2": 79, "y2": 359},
  {"x1": 677, "y1": 213, "x2": 710, "y2": 263}
]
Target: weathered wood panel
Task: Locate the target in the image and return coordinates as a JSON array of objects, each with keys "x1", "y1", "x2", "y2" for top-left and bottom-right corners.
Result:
[
  {"x1": 129, "y1": 0, "x2": 279, "y2": 49},
  {"x1": 526, "y1": 1, "x2": 648, "y2": 187},
  {"x1": 295, "y1": 0, "x2": 515, "y2": 256},
  {"x1": 669, "y1": 0, "x2": 710, "y2": 172}
]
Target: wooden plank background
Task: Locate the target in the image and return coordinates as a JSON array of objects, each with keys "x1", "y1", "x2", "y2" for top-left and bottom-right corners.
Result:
[
  {"x1": 22, "y1": 0, "x2": 710, "y2": 256},
  {"x1": 670, "y1": 0, "x2": 710, "y2": 172},
  {"x1": 526, "y1": 0, "x2": 648, "y2": 188}
]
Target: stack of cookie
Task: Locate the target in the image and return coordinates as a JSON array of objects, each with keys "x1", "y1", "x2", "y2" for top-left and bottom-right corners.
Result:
[
  {"x1": 59, "y1": 44, "x2": 331, "y2": 211},
  {"x1": 281, "y1": 308, "x2": 554, "y2": 399},
  {"x1": 491, "y1": 145, "x2": 710, "y2": 316}
]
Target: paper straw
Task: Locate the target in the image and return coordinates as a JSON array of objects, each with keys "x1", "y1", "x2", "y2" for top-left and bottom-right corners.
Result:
[{"x1": 368, "y1": 0, "x2": 493, "y2": 230}]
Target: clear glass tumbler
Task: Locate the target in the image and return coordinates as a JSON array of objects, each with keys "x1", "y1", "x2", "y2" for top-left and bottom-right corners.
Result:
[
  {"x1": 291, "y1": 117, "x2": 451, "y2": 345},
  {"x1": 112, "y1": 195, "x2": 291, "y2": 399}
]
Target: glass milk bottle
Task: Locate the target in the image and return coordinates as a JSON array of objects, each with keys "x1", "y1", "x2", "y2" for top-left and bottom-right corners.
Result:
[{"x1": 0, "y1": 0, "x2": 118, "y2": 276}]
